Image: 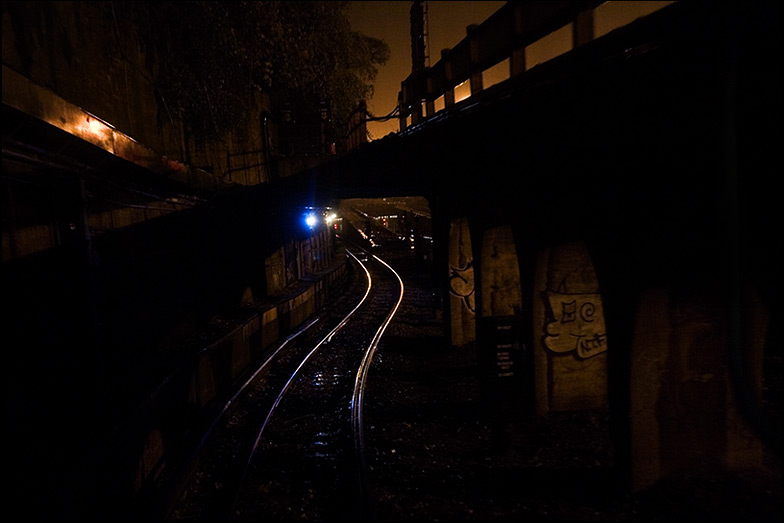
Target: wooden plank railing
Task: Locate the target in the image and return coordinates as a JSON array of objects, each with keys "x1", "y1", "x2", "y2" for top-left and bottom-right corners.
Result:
[{"x1": 397, "y1": 1, "x2": 604, "y2": 130}]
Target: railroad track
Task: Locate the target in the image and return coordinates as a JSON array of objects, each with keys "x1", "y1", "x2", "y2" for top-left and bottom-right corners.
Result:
[{"x1": 163, "y1": 244, "x2": 404, "y2": 521}]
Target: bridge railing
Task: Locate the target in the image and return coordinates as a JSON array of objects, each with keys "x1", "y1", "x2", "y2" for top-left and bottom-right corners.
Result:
[{"x1": 397, "y1": 1, "x2": 675, "y2": 130}]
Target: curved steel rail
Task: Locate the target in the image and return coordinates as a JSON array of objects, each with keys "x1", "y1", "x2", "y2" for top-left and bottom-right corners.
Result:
[
  {"x1": 350, "y1": 250, "x2": 405, "y2": 519},
  {"x1": 227, "y1": 249, "x2": 374, "y2": 515}
]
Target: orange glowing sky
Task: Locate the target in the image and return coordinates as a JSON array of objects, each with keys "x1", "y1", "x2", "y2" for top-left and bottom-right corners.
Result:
[
  {"x1": 348, "y1": 1, "x2": 675, "y2": 141},
  {"x1": 349, "y1": 1, "x2": 505, "y2": 140}
]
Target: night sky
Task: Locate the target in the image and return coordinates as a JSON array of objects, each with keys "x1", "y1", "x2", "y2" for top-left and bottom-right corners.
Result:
[
  {"x1": 348, "y1": 1, "x2": 505, "y2": 139},
  {"x1": 348, "y1": 1, "x2": 676, "y2": 140}
]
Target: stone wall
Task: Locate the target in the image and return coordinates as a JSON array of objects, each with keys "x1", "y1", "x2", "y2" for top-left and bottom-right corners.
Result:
[{"x1": 2, "y1": 1, "x2": 271, "y2": 184}]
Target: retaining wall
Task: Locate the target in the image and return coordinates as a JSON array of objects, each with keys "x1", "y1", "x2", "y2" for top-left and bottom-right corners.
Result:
[{"x1": 110, "y1": 252, "x2": 349, "y2": 515}]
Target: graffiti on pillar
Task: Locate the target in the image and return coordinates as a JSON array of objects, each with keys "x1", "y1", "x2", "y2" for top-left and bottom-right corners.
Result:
[
  {"x1": 544, "y1": 292, "x2": 607, "y2": 358},
  {"x1": 449, "y1": 261, "x2": 475, "y2": 313}
]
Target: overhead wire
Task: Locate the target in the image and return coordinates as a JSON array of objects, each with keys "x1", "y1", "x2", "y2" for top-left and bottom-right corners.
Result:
[{"x1": 365, "y1": 105, "x2": 401, "y2": 122}]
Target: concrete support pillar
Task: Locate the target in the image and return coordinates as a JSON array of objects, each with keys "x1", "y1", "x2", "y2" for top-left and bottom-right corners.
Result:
[
  {"x1": 448, "y1": 218, "x2": 475, "y2": 346},
  {"x1": 477, "y1": 226, "x2": 524, "y2": 384},
  {"x1": 533, "y1": 241, "x2": 608, "y2": 415},
  {"x1": 478, "y1": 225, "x2": 525, "y2": 451},
  {"x1": 630, "y1": 286, "x2": 768, "y2": 492},
  {"x1": 480, "y1": 225, "x2": 522, "y2": 318}
]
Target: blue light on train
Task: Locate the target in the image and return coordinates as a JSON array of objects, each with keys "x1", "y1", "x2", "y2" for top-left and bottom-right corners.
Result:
[{"x1": 304, "y1": 211, "x2": 319, "y2": 230}]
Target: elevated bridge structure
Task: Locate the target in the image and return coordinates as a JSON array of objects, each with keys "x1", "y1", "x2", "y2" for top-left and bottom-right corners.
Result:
[
  {"x1": 3, "y1": 0, "x2": 780, "y2": 514},
  {"x1": 283, "y1": 0, "x2": 781, "y2": 491}
]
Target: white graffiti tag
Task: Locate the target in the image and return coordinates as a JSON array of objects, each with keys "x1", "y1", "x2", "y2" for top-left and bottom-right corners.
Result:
[
  {"x1": 544, "y1": 292, "x2": 607, "y2": 358},
  {"x1": 449, "y1": 261, "x2": 475, "y2": 313}
]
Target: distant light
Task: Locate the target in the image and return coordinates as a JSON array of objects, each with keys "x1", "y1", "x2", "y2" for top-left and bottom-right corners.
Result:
[
  {"x1": 87, "y1": 118, "x2": 105, "y2": 136},
  {"x1": 70, "y1": 115, "x2": 113, "y2": 149},
  {"x1": 305, "y1": 212, "x2": 319, "y2": 229}
]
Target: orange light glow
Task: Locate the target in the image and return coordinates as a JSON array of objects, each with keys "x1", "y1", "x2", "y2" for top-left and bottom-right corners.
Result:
[
  {"x1": 453, "y1": 80, "x2": 471, "y2": 104},
  {"x1": 76, "y1": 115, "x2": 112, "y2": 141}
]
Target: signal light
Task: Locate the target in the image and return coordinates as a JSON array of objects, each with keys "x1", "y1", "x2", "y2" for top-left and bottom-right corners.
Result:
[{"x1": 304, "y1": 212, "x2": 319, "y2": 229}]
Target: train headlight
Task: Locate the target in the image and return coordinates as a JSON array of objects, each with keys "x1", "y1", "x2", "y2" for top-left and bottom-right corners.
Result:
[{"x1": 304, "y1": 212, "x2": 319, "y2": 229}]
